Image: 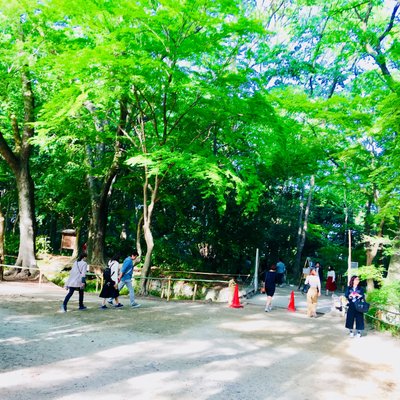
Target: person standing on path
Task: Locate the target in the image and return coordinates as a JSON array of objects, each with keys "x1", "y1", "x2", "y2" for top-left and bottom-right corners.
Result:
[
  {"x1": 325, "y1": 265, "x2": 337, "y2": 296},
  {"x1": 314, "y1": 261, "x2": 324, "y2": 286},
  {"x1": 304, "y1": 268, "x2": 321, "y2": 317},
  {"x1": 118, "y1": 250, "x2": 141, "y2": 308},
  {"x1": 264, "y1": 264, "x2": 277, "y2": 312},
  {"x1": 276, "y1": 258, "x2": 286, "y2": 287},
  {"x1": 61, "y1": 253, "x2": 88, "y2": 312},
  {"x1": 345, "y1": 275, "x2": 365, "y2": 338}
]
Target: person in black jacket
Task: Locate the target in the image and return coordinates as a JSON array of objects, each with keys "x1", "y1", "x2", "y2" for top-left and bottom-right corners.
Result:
[
  {"x1": 264, "y1": 264, "x2": 277, "y2": 312},
  {"x1": 345, "y1": 275, "x2": 365, "y2": 338},
  {"x1": 314, "y1": 261, "x2": 324, "y2": 285}
]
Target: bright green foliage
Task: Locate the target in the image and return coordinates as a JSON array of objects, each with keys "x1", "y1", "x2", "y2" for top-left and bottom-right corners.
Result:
[{"x1": 0, "y1": 0, "x2": 399, "y2": 296}]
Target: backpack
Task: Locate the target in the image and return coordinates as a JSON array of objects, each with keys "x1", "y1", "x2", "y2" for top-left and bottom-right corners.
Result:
[{"x1": 103, "y1": 267, "x2": 111, "y2": 281}]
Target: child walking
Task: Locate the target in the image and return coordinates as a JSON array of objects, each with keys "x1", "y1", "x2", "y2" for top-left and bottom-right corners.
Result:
[{"x1": 99, "y1": 255, "x2": 123, "y2": 309}]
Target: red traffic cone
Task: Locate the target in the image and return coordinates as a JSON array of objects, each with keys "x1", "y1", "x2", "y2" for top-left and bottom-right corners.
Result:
[
  {"x1": 287, "y1": 290, "x2": 296, "y2": 312},
  {"x1": 230, "y1": 284, "x2": 244, "y2": 308}
]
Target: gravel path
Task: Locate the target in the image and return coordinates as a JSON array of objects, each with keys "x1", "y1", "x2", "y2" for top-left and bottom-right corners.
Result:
[{"x1": 0, "y1": 281, "x2": 399, "y2": 400}]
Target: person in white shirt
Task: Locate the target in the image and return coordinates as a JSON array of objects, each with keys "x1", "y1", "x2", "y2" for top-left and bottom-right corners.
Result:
[
  {"x1": 304, "y1": 269, "x2": 321, "y2": 317},
  {"x1": 325, "y1": 266, "x2": 337, "y2": 295}
]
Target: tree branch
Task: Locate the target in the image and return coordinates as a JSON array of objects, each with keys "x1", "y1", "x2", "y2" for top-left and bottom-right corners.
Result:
[{"x1": 0, "y1": 132, "x2": 20, "y2": 174}]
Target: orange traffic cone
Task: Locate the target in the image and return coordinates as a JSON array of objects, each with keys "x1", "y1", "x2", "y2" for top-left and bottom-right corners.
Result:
[
  {"x1": 287, "y1": 290, "x2": 296, "y2": 312},
  {"x1": 230, "y1": 284, "x2": 244, "y2": 308}
]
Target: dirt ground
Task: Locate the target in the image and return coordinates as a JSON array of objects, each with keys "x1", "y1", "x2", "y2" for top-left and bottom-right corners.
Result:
[{"x1": 0, "y1": 281, "x2": 399, "y2": 400}]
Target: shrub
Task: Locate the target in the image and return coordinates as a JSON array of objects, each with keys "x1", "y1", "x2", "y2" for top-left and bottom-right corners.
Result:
[{"x1": 366, "y1": 280, "x2": 400, "y2": 335}]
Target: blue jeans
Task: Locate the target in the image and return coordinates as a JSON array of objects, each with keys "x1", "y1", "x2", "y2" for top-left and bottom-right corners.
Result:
[{"x1": 118, "y1": 279, "x2": 136, "y2": 305}]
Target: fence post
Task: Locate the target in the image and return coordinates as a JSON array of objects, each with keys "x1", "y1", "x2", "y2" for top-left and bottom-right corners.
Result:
[
  {"x1": 167, "y1": 277, "x2": 171, "y2": 302},
  {"x1": 193, "y1": 283, "x2": 197, "y2": 301}
]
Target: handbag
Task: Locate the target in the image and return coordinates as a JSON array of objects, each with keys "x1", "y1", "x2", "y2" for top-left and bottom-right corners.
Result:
[
  {"x1": 302, "y1": 283, "x2": 310, "y2": 293},
  {"x1": 354, "y1": 300, "x2": 370, "y2": 313}
]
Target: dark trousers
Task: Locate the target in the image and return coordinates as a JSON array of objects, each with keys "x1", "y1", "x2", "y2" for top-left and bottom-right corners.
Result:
[
  {"x1": 276, "y1": 273, "x2": 284, "y2": 285},
  {"x1": 345, "y1": 303, "x2": 365, "y2": 331},
  {"x1": 63, "y1": 287, "x2": 84, "y2": 308}
]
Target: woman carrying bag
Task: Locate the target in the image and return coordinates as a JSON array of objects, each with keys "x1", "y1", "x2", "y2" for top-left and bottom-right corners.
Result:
[
  {"x1": 304, "y1": 268, "x2": 321, "y2": 317},
  {"x1": 345, "y1": 275, "x2": 365, "y2": 338},
  {"x1": 61, "y1": 253, "x2": 88, "y2": 312}
]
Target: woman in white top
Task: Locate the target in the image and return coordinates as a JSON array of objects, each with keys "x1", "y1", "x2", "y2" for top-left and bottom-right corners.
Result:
[
  {"x1": 99, "y1": 255, "x2": 123, "y2": 308},
  {"x1": 325, "y1": 266, "x2": 337, "y2": 295},
  {"x1": 304, "y1": 268, "x2": 321, "y2": 317},
  {"x1": 61, "y1": 253, "x2": 88, "y2": 312}
]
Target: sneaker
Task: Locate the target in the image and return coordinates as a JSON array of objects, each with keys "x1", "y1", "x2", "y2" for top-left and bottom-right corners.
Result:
[
  {"x1": 356, "y1": 332, "x2": 362, "y2": 338},
  {"x1": 79, "y1": 306, "x2": 87, "y2": 310},
  {"x1": 131, "y1": 303, "x2": 141, "y2": 308},
  {"x1": 349, "y1": 331, "x2": 354, "y2": 338},
  {"x1": 60, "y1": 305, "x2": 67, "y2": 313},
  {"x1": 264, "y1": 307, "x2": 270, "y2": 312},
  {"x1": 115, "y1": 303, "x2": 124, "y2": 308},
  {"x1": 100, "y1": 305, "x2": 107, "y2": 309},
  {"x1": 107, "y1": 299, "x2": 113, "y2": 305}
]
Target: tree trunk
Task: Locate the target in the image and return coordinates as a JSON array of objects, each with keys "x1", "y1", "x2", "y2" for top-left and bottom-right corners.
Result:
[
  {"x1": 136, "y1": 214, "x2": 144, "y2": 257},
  {"x1": 87, "y1": 200, "x2": 108, "y2": 269},
  {"x1": 386, "y1": 233, "x2": 400, "y2": 282},
  {"x1": 0, "y1": 65, "x2": 37, "y2": 277},
  {"x1": 293, "y1": 183, "x2": 305, "y2": 275},
  {"x1": 0, "y1": 205, "x2": 4, "y2": 280},
  {"x1": 364, "y1": 218, "x2": 385, "y2": 291},
  {"x1": 15, "y1": 167, "x2": 37, "y2": 275},
  {"x1": 295, "y1": 176, "x2": 315, "y2": 277},
  {"x1": 386, "y1": 254, "x2": 400, "y2": 282},
  {"x1": 71, "y1": 227, "x2": 80, "y2": 259},
  {"x1": 84, "y1": 99, "x2": 125, "y2": 269},
  {"x1": 139, "y1": 171, "x2": 160, "y2": 295}
]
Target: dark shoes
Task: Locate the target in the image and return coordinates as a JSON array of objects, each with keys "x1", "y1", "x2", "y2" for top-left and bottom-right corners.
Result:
[
  {"x1": 115, "y1": 303, "x2": 124, "y2": 308},
  {"x1": 79, "y1": 305, "x2": 87, "y2": 310}
]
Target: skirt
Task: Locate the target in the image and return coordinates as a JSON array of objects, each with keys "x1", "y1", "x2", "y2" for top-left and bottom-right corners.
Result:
[
  {"x1": 326, "y1": 276, "x2": 337, "y2": 292},
  {"x1": 99, "y1": 282, "x2": 119, "y2": 299}
]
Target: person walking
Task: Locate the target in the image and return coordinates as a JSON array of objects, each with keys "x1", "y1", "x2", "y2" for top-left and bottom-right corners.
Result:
[
  {"x1": 264, "y1": 264, "x2": 277, "y2": 312},
  {"x1": 304, "y1": 268, "x2": 321, "y2": 317},
  {"x1": 276, "y1": 258, "x2": 286, "y2": 287},
  {"x1": 118, "y1": 250, "x2": 141, "y2": 308},
  {"x1": 99, "y1": 255, "x2": 123, "y2": 309},
  {"x1": 61, "y1": 253, "x2": 88, "y2": 312},
  {"x1": 314, "y1": 261, "x2": 324, "y2": 286},
  {"x1": 345, "y1": 276, "x2": 365, "y2": 338},
  {"x1": 325, "y1": 265, "x2": 337, "y2": 296}
]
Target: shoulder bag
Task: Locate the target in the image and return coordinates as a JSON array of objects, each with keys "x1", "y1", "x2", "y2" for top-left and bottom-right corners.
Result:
[{"x1": 354, "y1": 300, "x2": 370, "y2": 313}]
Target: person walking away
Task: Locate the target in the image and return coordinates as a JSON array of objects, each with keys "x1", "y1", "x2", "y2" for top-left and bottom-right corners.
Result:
[
  {"x1": 119, "y1": 250, "x2": 141, "y2": 308},
  {"x1": 264, "y1": 264, "x2": 277, "y2": 312},
  {"x1": 99, "y1": 255, "x2": 123, "y2": 309},
  {"x1": 345, "y1": 276, "x2": 365, "y2": 338},
  {"x1": 314, "y1": 262, "x2": 324, "y2": 286},
  {"x1": 276, "y1": 258, "x2": 286, "y2": 287},
  {"x1": 61, "y1": 253, "x2": 88, "y2": 312},
  {"x1": 304, "y1": 269, "x2": 321, "y2": 317},
  {"x1": 325, "y1": 266, "x2": 337, "y2": 296}
]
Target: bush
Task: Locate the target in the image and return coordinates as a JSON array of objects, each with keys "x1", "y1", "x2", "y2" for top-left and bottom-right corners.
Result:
[
  {"x1": 366, "y1": 280, "x2": 400, "y2": 335},
  {"x1": 36, "y1": 235, "x2": 52, "y2": 255},
  {"x1": 367, "y1": 280, "x2": 400, "y2": 306}
]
